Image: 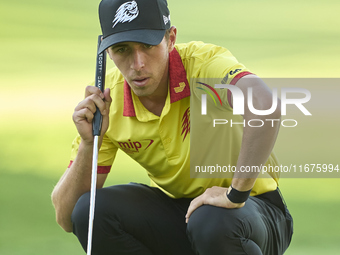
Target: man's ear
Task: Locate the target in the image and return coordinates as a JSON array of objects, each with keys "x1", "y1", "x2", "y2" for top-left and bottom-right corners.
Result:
[{"x1": 168, "y1": 26, "x2": 177, "y2": 52}]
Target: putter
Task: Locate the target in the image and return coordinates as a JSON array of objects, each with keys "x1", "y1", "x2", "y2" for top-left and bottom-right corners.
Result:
[{"x1": 87, "y1": 35, "x2": 107, "y2": 255}]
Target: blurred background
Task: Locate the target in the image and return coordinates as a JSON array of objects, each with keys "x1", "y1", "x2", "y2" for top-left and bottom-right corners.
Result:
[{"x1": 0, "y1": 0, "x2": 339, "y2": 254}]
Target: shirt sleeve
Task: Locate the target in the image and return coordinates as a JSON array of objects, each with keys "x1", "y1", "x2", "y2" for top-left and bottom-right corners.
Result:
[
  {"x1": 68, "y1": 134, "x2": 118, "y2": 174},
  {"x1": 178, "y1": 42, "x2": 253, "y2": 110}
]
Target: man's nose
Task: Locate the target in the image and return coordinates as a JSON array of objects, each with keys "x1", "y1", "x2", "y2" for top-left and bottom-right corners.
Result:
[{"x1": 130, "y1": 50, "x2": 145, "y2": 71}]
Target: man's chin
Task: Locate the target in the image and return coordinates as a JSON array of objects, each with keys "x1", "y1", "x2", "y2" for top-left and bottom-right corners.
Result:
[{"x1": 131, "y1": 87, "x2": 152, "y2": 97}]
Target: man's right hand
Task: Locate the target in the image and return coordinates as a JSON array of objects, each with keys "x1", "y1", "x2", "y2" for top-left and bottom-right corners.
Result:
[{"x1": 73, "y1": 86, "x2": 112, "y2": 144}]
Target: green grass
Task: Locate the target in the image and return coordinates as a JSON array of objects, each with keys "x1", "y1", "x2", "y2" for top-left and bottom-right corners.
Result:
[
  {"x1": 0, "y1": 0, "x2": 339, "y2": 254},
  {"x1": 0, "y1": 172, "x2": 84, "y2": 255}
]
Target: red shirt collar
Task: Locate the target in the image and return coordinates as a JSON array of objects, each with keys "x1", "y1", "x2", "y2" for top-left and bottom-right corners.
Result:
[{"x1": 123, "y1": 48, "x2": 190, "y2": 117}]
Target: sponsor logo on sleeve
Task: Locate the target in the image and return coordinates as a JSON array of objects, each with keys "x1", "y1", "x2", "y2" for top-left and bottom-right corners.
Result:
[{"x1": 221, "y1": 69, "x2": 242, "y2": 84}]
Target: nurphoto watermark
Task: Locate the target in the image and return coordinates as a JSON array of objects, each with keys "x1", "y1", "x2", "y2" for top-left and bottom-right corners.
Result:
[{"x1": 190, "y1": 78, "x2": 339, "y2": 178}]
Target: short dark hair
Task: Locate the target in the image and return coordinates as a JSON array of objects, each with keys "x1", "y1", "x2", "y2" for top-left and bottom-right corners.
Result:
[{"x1": 164, "y1": 28, "x2": 171, "y2": 42}]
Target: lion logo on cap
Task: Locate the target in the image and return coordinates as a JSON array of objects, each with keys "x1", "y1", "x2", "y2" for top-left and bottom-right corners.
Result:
[{"x1": 112, "y1": 0, "x2": 139, "y2": 28}]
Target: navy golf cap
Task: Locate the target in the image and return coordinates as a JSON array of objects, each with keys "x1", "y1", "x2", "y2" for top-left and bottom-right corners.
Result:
[{"x1": 98, "y1": 0, "x2": 171, "y2": 54}]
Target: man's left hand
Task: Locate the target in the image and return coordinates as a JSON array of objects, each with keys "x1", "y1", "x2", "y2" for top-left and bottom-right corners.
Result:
[{"x1": 185, "y1": 186, "x2": 245, "y2": 223}]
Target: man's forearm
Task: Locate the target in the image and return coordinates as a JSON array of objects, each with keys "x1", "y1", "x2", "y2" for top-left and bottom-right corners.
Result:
[
  {"x1": 232, "y1": 75, "x2": 281, "y2": 192},
  {"x1": 232, "y1": 117, "x2": 280, "y2": 191},
  {"x1": 51, "y1": 141, "x2": 94, "y2": 232},
  {"x1": 232, "y1": 122, "x2": 278, "y2": 191}
]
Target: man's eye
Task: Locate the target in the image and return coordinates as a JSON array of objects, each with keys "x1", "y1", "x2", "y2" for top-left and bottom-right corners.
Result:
[
  {"x1": 117, "y1": 47, "x2": 127, "y2": 53},
  {"x1": 144, "y1": 44, "x2": 153, "y2": 49}
]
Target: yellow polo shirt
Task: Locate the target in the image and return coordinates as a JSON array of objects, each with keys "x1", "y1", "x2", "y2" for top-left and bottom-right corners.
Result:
[{"x1": 69, "y1": 41, "x2": 279, "y2": 198}]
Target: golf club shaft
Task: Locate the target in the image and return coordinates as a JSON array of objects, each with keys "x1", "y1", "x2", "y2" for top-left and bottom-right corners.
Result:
[
  {"x1": 87, "y1": 135, "x2": 99, "y2": 255},
  {"x1": 87, "y1": 35, "x2": 107, "y2": 255}
]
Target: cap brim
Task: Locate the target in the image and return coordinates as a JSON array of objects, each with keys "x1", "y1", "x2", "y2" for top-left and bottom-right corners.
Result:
[{"x1": 98, "y1": 29, "x2": 166, "y2": 54}]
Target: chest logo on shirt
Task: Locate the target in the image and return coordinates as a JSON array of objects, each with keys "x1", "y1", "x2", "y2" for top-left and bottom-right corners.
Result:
[
  {"x1": 181, "y1": 107, "x2": 190, "y2": 141},
  {"x1": 117, "y1": 139, "x2": 154, "y2": 153},
  {"x1": 174, "y1": 82, "x2": 186, "y2": 93}
]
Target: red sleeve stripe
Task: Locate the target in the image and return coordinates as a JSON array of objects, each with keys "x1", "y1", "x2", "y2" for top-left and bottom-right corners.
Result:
[
  {"x1": 68, "y1": 161, "x2": 112, "y2": 174},
  {"x1": 227, "y1": 72, "x2": 253, "y2": 108}
]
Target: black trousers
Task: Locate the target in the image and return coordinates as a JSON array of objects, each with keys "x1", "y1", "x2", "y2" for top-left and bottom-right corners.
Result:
[{"x1": 72, "y1": 183, "x2": 293, "y2": 255}]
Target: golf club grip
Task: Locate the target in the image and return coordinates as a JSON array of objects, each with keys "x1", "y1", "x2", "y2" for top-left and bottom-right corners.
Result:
[{"x1": 93, "y1": 35, "x2": 107, "y2": 136}]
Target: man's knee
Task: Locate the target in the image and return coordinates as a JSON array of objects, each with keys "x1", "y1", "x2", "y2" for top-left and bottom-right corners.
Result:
[
  {"x1": 71, "y1": 188, "x2": 121, "y2": 252},
  {"x1": 186, "y1": 205, "x2": 246, "y2": 255},
  {"x1": 71, "y1": 191, "x2": 91, "y2": 234},
  {"x1": 71, "y1": 184, "x2": 164, "y2": 254},
  {"x1": 72, "y1": 185, "x2": 129, "y2": 225},
  {"x1": 71, "y1": 186, "x2": 126, "y2": 230}
]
